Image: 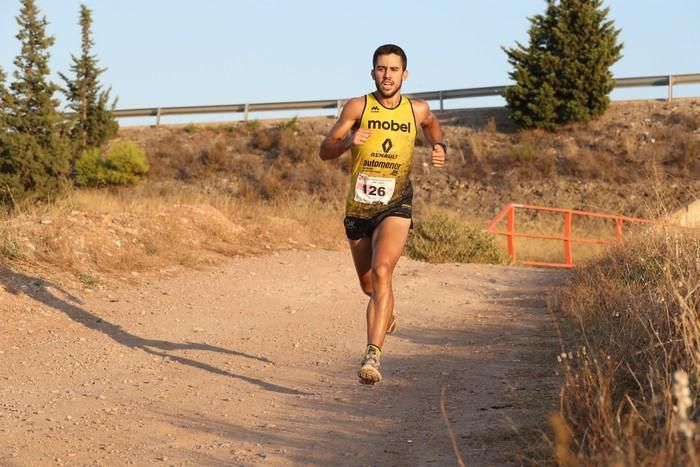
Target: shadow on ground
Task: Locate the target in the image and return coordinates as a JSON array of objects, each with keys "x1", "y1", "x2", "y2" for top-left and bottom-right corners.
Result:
[{"x1": 0, "y1": 266, "x2": 307, "y2": 396}]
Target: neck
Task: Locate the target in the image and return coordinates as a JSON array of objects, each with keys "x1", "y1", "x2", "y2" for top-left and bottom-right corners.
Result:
[{"x1": 374, "y1": 91, "x2": 401, "y2": 109}]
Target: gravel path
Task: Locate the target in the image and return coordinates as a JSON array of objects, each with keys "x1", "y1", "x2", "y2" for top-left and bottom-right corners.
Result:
[{"x1": 0, "y1": 250, "x2": 568, "y2": 466}]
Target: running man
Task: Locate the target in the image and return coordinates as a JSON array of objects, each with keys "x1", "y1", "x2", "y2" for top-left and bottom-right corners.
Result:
[{"x1": 319, "y1": 44, "x2": 446, "y2": 384}]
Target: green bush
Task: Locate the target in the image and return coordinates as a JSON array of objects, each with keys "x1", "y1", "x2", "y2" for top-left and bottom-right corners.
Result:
[
  {"x1": 74, "y1": 148, "x2": 104, "y2": 186},
  {"x1": 406, "y1": 211, "x2": 504, "y2": 264},
  {"x1": 75, "y1": 140, "x2": 149, "y2": 187},
  {"x1": 183, "y1": 123, "x2": 198, "y2": 134}
]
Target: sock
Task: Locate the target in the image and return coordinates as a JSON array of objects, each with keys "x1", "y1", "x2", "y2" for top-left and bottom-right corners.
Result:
[{"x1": 365, "y1": 344, "x2": 382, "y2": 359}]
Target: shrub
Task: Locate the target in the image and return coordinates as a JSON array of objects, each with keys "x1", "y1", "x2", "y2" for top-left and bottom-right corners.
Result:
[
  {"x1": 74, "y1": 148, "x2": 104, "y2": 186},
  {"x1": 183, "y1": 123, "x2": 198, "y2": 134},
  {"x1": 75, "y1": 140, "x2": 149, "y2": 187},
  {"x1": 0, "y1": 229, "x2": 21, "y2": 260},
  {"x1": 406, "y1": 211, "x2": 504, "y2": 264}
]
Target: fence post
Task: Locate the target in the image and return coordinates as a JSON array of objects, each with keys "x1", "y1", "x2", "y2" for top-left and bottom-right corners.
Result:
[
  {"x1": 507, "y1": 206, "x2": 516, "y2": 261},
  {"x1": 244, "y1": 103, "x2": 249, "y2": 122},
  {"x1": 615, "y1": 218, "x2": 624, "y2": 241},
  {"x1": 668, "y1": 75, "x2": 674, "y2": 101},
  {"x1": 337, "y1": 100, "x2": 343, "y2": 117},
  {"x1": 439, "y1": 90, "x2": 444, "y2": 113},
  {"x1": 563, "y1": 211, "x2": 573, "y2": 266},
  {"x1": 155, "y1": 108, "x2": 161, "y2": 127}
]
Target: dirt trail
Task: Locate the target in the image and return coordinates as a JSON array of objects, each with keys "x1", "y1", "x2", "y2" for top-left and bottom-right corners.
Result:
[{"x1": 1, "y1": 250, "x2": 569, "y2": 466}]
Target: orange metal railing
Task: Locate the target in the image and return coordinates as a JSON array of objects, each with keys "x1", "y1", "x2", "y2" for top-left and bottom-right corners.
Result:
[{"x1": 487, "y1": 203, "x2": 659, "y2": 268}]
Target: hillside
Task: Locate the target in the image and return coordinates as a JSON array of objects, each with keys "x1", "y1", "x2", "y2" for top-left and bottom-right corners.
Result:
[
  {"x1": 120, "y1": 98, "x2": 700, "y2": 222},
  {"x1": 0, "y1": 98, "x2": 698, "y2": 288}
]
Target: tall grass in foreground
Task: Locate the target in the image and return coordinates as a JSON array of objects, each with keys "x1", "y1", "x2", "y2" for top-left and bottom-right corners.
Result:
[{"x1": 554, "y1": 227, "x2": 700, "y2": 465}]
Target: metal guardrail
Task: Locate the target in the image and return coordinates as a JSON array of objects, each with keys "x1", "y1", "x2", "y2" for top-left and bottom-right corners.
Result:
[{"x1": 108, "y1": 73, "x2": 700, "y2": 126}]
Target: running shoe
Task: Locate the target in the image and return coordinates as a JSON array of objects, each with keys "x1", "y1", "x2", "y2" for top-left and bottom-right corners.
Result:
[{"x1": 358, "y1": 352, "x2": 382, "y2": 384}]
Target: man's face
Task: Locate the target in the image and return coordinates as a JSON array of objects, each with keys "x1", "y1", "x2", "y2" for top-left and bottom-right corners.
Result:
[{"x1": 371, "y1": 53, "x2": 408, "y2": 98}]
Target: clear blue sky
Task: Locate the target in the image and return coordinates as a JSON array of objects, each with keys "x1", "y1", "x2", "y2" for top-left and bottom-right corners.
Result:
[{"x1": 1, "y1": 0, "x2": 699, "y2": 123}]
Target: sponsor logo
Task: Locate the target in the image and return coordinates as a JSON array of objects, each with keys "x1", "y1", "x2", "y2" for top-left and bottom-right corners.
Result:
[
  {"x1": 370, "y1": 105, "x2": 380, "y2": 112},
  {"x1": 382, "y1": 138, "x2": 393, "y2": 153},
  {"x1": 367, "y1": 119, "x2": 412, "y2": 133},
  {"x1": 369, "y1": 152, "x2": 398, "y2": 159},
  {"x1": 362, "y1": 160, "x2": 402, "y2": 171}
]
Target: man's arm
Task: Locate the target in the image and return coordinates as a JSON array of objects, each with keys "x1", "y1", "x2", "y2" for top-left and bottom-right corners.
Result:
[
  {"x1": 319, "y1": 97, "x2": 368, "y2": 161},
  {"x1": 412, "y1": 99, "x2": 445, "y2": 168}
]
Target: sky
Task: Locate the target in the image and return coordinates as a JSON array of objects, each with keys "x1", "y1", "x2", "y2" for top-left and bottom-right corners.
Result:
[{"x1": 1, "y1": 0, "x2": 699, "y2": 125}]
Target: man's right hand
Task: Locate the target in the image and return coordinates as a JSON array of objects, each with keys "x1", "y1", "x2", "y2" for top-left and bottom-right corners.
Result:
[
  {"x1": 348, "y1": 128, "x2": 371, "y2": 146},
  {"x1": 319, "y1": 97, "x2": 366, "y2": 160}
]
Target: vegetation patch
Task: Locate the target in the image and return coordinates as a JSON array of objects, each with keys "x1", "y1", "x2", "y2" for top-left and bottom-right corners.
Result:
[
  {"x1": 553, "y1": 228, "x2": 700, "y2": 465},
  {"x1": 75, "y1": 140, "x2": 149, "y2": 187},
  {"x1": 406, "y1": 210, "x2": 505, "y2": 264}
]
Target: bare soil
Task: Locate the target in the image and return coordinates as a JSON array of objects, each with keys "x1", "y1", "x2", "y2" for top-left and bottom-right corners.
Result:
[{"x1": 1, "y1": 250, "x2": 568, "y2": 466}]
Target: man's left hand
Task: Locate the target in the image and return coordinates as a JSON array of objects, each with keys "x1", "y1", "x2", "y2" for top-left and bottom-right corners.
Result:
[{"x1": 431, "y1": 144, "x2": 446, "y2": 167}]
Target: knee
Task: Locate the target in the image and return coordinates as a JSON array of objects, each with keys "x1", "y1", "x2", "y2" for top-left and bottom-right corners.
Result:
[
  {"x1": 371, "y1": 263, "x2": 393, "y2": 286},
  {"x1": 359, "y1": 277, "x2": 373, "y2": 297}
]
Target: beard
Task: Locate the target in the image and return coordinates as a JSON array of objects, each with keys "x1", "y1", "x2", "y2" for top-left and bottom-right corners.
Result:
[{"x1": 375, "y1": 79, "x2": 403, "y2": 98}]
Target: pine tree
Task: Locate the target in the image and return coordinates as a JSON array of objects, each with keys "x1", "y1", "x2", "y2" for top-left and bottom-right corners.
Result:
[
  {"x1": 0, "y1": 0, "x2": 72, "y2": 203},
  {"x1": 503, "y1": 0, "x2": 623, "y2": 130},
  {"x1": 60, "y1": 4, "x2": 118, "y2": 155}
]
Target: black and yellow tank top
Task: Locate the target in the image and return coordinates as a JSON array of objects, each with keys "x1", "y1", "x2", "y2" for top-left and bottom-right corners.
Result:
[{"x1": 345, "y1": 92, "x2": 417, "y2": 218}]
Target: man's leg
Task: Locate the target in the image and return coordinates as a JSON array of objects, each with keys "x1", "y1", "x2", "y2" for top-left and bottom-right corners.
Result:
[
  {"x1": 347, "y1": 236, "x2": 398, "y2": 335},
  {"x1": 367, "y1": 216, "x2": 411, "y2": 349},
  {"x1": 348, "y1": 236, "x2": 373, "y2": 297},
  {"x1": 352, "y1": 216, "x2": 410, "y2": 383}
]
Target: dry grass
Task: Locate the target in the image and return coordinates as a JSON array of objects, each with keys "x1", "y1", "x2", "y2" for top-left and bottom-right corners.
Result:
[
  {"x1": 439, "y1": 100, "x2": 700, "y2": 199},
  {"x1": 2, "y1": 99, "x2": 696, "y2": 286},
  {"x1": 1, "y1": 99, "x2": 696, "y2": 281},
  {"x1": 0, "y1": 183, "x2": 345, "y2": 286},
  {"x1": 552, "y1": 227, "x2": 700, "y2": 465}
]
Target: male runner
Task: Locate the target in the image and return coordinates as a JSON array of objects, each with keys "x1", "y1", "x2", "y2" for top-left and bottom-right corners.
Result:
[{"x1": 319, "y1": 44, "x2": 446, "y2": 384}]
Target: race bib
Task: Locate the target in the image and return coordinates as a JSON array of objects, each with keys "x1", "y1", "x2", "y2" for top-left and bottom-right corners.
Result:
[{"x1": 354, "y1": 174, "x2": 396, "y2": 205}]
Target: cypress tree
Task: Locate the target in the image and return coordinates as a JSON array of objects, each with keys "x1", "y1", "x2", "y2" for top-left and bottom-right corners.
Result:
[
  {"x1": 60, "y1": 4, "x2": 118, "y2": 155},
  {"x1": 503, "y1": 0, "x2": 623, "y2": 130},
  {"x1": 0, "y1": 67, "x2": 19, "y2": 205},
  {"x1": 0, "y1": 0, "x2": 72, "y2": 202},
  {"x1": 0, "y1": 67, "x2": 7, "y2": 132}
]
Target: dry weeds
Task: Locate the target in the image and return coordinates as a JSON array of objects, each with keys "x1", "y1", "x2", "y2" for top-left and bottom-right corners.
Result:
[
  {"x1": 2, "y1": 99, "x2": 697, "y2": 284},
  {"x1": 554, "y1": 227, "x2": 700, "y2": 465},
  {"x1": 0, "y1": 185, "x2": 345, "y2": 287}
]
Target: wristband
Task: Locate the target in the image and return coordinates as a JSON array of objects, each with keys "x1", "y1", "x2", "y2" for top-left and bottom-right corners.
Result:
[{"x1": 433, "y1": 142, "x2": 447, "y2": 154}]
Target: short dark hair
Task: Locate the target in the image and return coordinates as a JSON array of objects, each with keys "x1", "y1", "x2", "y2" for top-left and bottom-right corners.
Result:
[{"x1": 373, "y1": 44, "x2": 407, "y2": 70}]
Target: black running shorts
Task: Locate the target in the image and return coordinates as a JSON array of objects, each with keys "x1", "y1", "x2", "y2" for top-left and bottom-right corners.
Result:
[{"x1": 344, "y1": 198, "x2": 413, "y2": 240}]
